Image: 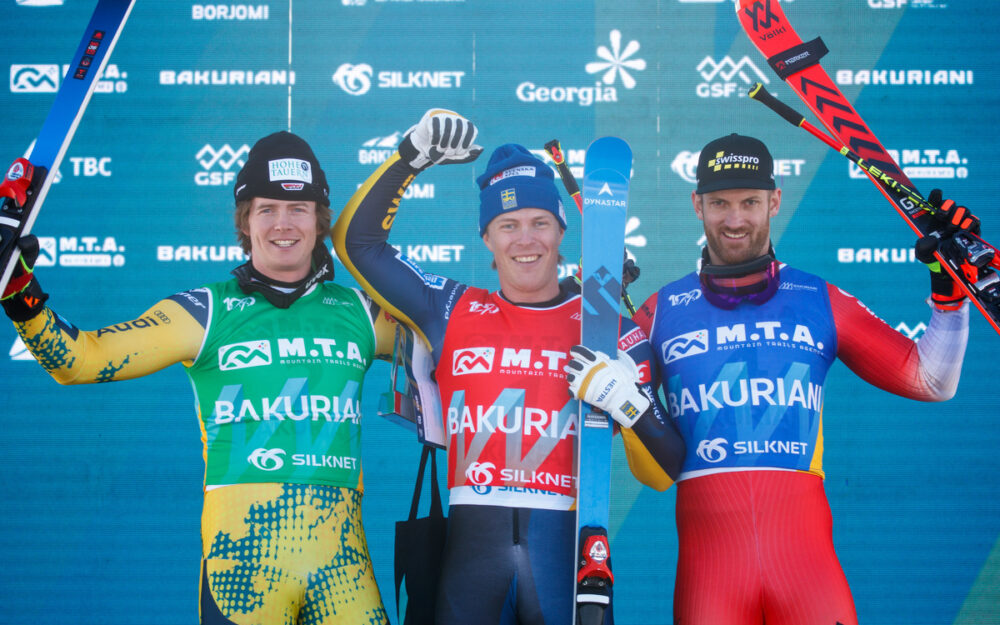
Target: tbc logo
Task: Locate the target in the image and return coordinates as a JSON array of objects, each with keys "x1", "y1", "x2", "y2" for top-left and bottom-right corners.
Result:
[
  {"x1": 10, "y1": 65, "x2": 59, "y2": 93},
  {"x1": 219, "y1": 340, "x2": 272, "y2": 371},
  {"x1": 662, "y1": 329, "x2": 709, "y2": 364},
  {"x1": 696, "y1": 438, "x2": 728, "y2": 463},
  {"x1": 248, "y1": 448, "x2": 285, "y2": 471},
  {"x1": 333, "y1": 63, "x2": 373, "y2": 95},
  {"x1": 453, "y1": 347, "x2": 495, "y2": 376},
  {"x1": 743, "y1": 0, "x2": 780, "y2": 31},
  {"x1": 465, "y1": 462, "x2": 495, "y2": 485}
]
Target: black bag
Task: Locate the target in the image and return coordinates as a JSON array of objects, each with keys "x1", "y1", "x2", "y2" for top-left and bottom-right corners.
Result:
[{"x1": 394, "y1": 445, "x2": 447, "y2": 625}]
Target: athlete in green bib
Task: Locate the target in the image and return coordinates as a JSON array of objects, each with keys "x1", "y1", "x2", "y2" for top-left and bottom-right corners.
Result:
[{"x1": 2, "y1": 132, "x2": 396, "y2": 625}]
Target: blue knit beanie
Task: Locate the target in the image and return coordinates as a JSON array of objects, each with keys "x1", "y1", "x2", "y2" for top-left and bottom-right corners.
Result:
[{"x1": 475, "y1": 143, "x2": 567, "y2": 236}]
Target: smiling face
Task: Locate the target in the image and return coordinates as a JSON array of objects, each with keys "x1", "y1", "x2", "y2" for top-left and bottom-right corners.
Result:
[
  {"x1": 243, "y1": 197, "x2": 318, "y2": 282},
  {"x1": 482, "y1": 207, "x2": 564, "y2": 303},
  {"x1": 693, "y1": 187, "x2": 781, "y2": 265}
]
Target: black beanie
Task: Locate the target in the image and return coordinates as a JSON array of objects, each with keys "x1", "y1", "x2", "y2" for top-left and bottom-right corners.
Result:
[{"x1": 234, "y1": 131, "x2": 330, "y2": 206}]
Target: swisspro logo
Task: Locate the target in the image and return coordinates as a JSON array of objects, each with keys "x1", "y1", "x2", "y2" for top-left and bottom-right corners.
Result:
[
  {"x1": 34, "y1": 235, "x2": 125, "y2": 268},
  {"x1": 453, "y1": 347, "x2": 495, "y2": 376},
  {"x1": 195, "y1": 143, "x2": 250, "y2": 186},
  {"x1": 695, "y1": 55, "x2": 769, "y2": 98},
  {"x1": 517, "y1": 30, "x2": 645, "y2": 106},
  {"x1": 662, "y1": 329, "x2": 709, "y2": 364},
  {"x1": 848, "y1": 148, "x2": 968, "y2": 181},
  {"x1": 332, "y1": 63, "x2": 465, "y2": 96},
  {"x1": 671, "y1": 149, "x2": 805, "y2": 183},
  {"x1": 248, "y1": 448, "x2": 285, "y2": 471},
  {"x1": 219, "y1": 340, "x2": 272, "y2": 371},
  {"x1": 9, "y1": 64, "x2": 128, "y2": 94}
]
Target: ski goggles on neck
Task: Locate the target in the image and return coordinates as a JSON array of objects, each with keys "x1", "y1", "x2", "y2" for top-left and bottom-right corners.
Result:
[{"x1": 699, "y1": 259, "x2": 780, "y2": 310}]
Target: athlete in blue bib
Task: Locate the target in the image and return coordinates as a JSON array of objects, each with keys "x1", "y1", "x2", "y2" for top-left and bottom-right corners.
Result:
[{"x1": 567, "y1": 133, "x2": 974, "y2": 625}]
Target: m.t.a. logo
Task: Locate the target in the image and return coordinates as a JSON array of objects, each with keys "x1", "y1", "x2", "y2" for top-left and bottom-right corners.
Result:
[
  {"x1": 453, "y1": 347, "x2": 495, "y2": 375},
  {"x1": 219, "y1": 337, "x2": 368, "y2": 371},
  {"x1": 663, "y1": 321, "x2": 826, "y2": 365}
]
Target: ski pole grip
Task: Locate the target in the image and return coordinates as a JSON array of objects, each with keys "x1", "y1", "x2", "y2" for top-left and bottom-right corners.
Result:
[{"x1": 748, "y1": 83, "x2": 806, "y2": 128}]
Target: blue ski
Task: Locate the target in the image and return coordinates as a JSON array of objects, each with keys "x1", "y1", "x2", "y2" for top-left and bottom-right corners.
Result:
[
  {"x1": 574, "y1": 136, "x2": 632, "y2": 625},
  {"x1": 0, "y1": 0, "x2": 136, "y2": 292}
]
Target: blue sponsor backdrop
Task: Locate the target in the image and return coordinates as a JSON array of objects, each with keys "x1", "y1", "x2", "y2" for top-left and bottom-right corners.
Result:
[{"x1": 1, "y1": 0, "x2": 997, "y2": 623}]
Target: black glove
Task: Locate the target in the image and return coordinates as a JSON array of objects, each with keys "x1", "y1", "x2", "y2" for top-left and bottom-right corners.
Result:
[
  {"x1": 915, "y1": 189, "x2": 977, "y2": 311},
  {"x1": 924, "y1": 188, "x2": 980, "y2": 236},
  {"x1": 1, "y1": 235, "x2": 48, "y2": 322}
]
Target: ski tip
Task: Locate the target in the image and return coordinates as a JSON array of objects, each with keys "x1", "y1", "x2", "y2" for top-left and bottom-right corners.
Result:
[{"x1": 587, "y1": 136, "x2": 632, "y2": 155}]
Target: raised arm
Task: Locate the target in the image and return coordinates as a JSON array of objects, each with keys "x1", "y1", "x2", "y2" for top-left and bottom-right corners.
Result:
[{"x1": 332, "y1": 109, "x2": 481, "y2": 356}]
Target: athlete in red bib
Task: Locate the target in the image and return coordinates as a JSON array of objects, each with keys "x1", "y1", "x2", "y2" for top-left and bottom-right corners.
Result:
[
  {"x1": 567, "y1": 134, "x2": 972, "y2": 625},
  {"x1": 334, "y1": 109, "x2": 685, "y2": 625}
]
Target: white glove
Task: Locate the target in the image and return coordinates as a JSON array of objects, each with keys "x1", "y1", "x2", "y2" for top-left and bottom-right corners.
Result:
[
  {"x1": 400, "y1": 108, "x2": 482, "y2": 169},
  {"x1": 564, "y1": 345, "x2": 650, "y2": 429}
]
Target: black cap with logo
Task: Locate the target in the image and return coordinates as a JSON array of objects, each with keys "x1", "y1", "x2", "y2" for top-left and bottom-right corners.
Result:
[
  {"x1": 695, "y1": 133, "x2": 775, "y2": 194},
  {"x1": 234, "y1": 131, "x2": 330, "y2": 206}
]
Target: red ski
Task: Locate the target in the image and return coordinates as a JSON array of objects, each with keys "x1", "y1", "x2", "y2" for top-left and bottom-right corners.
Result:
[{"x1": 736, "y1": 0, "x2": 1000, "y2": 335}]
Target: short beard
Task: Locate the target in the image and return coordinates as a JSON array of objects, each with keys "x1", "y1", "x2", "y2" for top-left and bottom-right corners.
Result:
[{"x1": 704, "y1": 227, "x2": 770, "y2": 265}]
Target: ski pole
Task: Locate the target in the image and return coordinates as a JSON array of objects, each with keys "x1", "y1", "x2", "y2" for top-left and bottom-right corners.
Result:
[{"x1": 747, "y1": 82, "x2": 1000, "y2": 320}]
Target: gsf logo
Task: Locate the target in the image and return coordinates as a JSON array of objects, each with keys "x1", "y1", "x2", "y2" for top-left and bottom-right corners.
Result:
[
  {"x1": 195, "y1": 144, "x2": 250, "y2": 186},
  {"x1": 695, "y1": 56, "x2": 769, "y2": 98}
]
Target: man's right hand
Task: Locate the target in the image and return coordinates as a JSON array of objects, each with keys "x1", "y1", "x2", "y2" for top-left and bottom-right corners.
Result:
[
  {"x1": 399, "y1": 109, "x2": 482, "y2": 170},
  {"x1": 1, "y1": 235, "x2": 48, "y2": 322},
  {"x1": 915, "y1": 189, "x2": 982, "y2": 311}
]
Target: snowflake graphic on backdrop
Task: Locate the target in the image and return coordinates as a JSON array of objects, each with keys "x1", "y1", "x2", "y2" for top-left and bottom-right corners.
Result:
[
  {"x1": 625, "y1": 216, "x2": 646, "y2": 260},
  {"x1": 585, "y1": 30, "x2": 646, "y2": 89}
]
